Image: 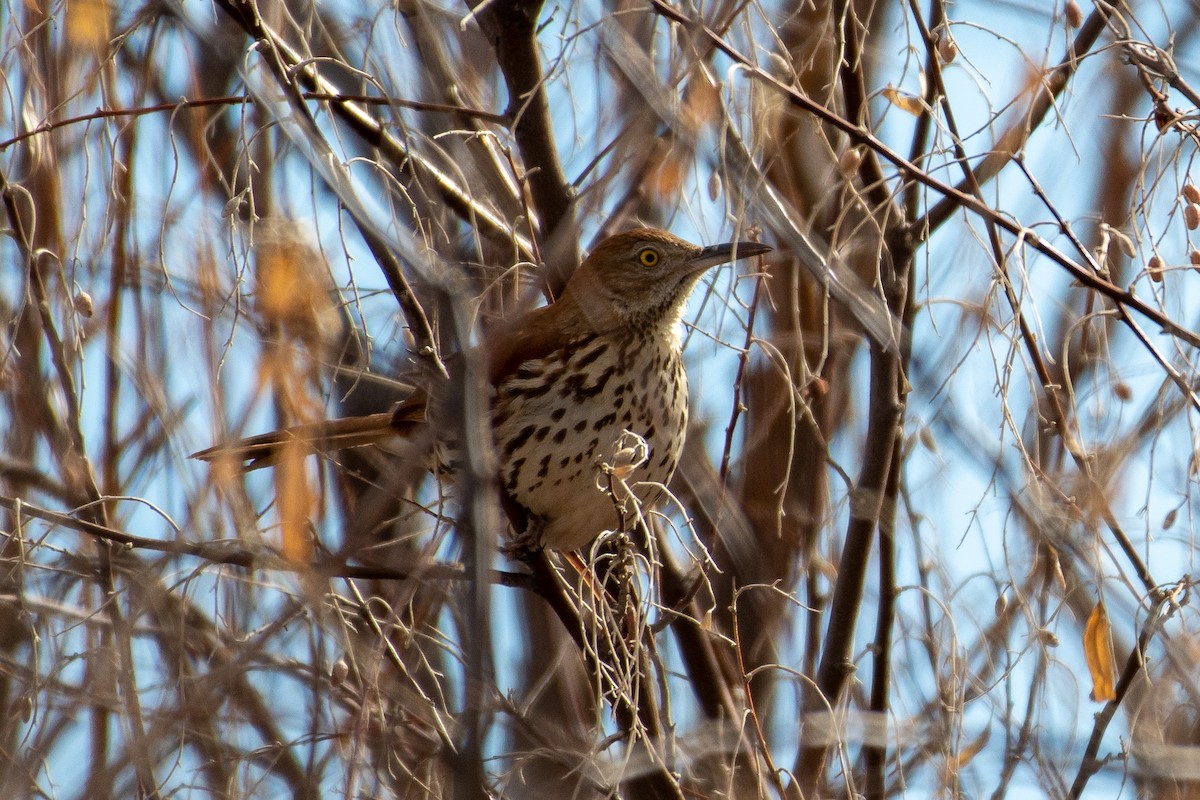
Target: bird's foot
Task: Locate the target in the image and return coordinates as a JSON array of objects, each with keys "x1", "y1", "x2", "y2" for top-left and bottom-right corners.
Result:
[{"x1": 501, "y1": 519, "x2": 545, "y2": 562}]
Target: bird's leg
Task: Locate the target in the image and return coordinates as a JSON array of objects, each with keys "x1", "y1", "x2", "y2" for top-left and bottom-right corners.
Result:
[
  {"x1": 501, "y1": 523, "x2": 545, "y2": 560},
  {"x1": 498, "y1": 488, "x2": 545, "y2": 560}
]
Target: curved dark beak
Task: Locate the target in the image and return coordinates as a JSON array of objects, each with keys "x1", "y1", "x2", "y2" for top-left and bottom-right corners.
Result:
[{"x1": 690, "y1": 240, "x2": 772, "y2": 271}]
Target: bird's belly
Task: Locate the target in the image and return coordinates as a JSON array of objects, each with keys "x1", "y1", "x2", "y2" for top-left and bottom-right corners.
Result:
[{"x1": 493, "y1": 336, "x2": 687, "y2": 550}]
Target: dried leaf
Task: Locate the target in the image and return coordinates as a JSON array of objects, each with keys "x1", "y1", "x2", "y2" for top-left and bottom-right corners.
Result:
[
  {"x1": 1084, "y1": 600, "x2": 1117, "y2": 702},
  {"x1": 276, "y1": 439, "x2": 315, "y2": 564},
  {"x1": 683, "y1": 76, "x2": 720, "y2": 130},
  {"x1": 1102, "y1": 224, "x2": 1136, "y2": 257},
  {"x1": 948, "y1": 727, "x2": 990, "y2": 771},
  {"x1": 66, "y1": 0, "x2": 111, "y2": 49},
  {"x1": 1155, "y1": 104, "x2": 1176, "y2": 131},
  {"x1": 882, "y1": 86, "x2": 924, "y2": 116},
  {"x1": 649, "y1": 148, "x2": 688, "y2": 201}
]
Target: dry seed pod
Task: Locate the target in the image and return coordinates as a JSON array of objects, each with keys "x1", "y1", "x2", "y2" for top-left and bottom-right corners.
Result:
[
  {"x1": 1190, "y1": 249, "x2": 1200, "y2": 268},
  {"x1": 995, "y1": 589, "x2": 1009, "y2": 617},
  {"x1": 1113, "y1": 381, "x2": 1132, "y2": 402},
  {"x1": 838, "y1": 146, "x2": 864, "y2": 176},
  {"x1": 73, "y1": 290, "x2": 94, "y2": 318},
  {"x1": 937, "y1": 34, "x2": 958, "y2": 64},
  {"x1": 1035, "y1": 627, "x2": 1060, "y2": 647},
  {"x1": 330, "y1": 658, "x2": 349, "y2": 688},
  {"x1": 765, "y1": 52, "x2": 792, "y2": 82},
  {"x1": 1148, "y1": 255, "x2": 1165, "y2": 282},
  {"x1": 1155, "y1": 105, "x2": 1176, "y2": 131},
  {"x1": 707, "y1": 171, "x2": 721, "y2": 202},
  {"x1": 1065, "y1": 0, "x2": 1084, "y2": 27},
  {"x1": 1186, "y1": 203, "x2": 1200, "y2": 230},
  {"x1": 1184, "y1": 182, "x2": 1200, "y2": 204}
]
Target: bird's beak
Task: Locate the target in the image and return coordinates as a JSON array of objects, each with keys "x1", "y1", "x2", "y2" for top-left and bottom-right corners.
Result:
[{"x1": 689, "y1": 240, "x2": 772, "y2": 272}]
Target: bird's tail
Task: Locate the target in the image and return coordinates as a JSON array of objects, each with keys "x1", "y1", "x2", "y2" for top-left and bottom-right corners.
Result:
[{"x1": 192, "y1": 411, "x2": 405, "y2": 472}]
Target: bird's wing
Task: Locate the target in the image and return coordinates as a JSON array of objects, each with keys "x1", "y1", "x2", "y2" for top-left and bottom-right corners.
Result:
[
  {"x1": 486, "y1": 292, "x2": 589, "y2": 385},
  {"x1": 193, "y1": 285, "x2": 584, "y2": 473}
]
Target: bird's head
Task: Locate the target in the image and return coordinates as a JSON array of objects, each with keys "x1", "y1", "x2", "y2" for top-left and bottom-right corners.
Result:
[{"x1": 567, "y1": 228, "x2": 771, "y2": 334}]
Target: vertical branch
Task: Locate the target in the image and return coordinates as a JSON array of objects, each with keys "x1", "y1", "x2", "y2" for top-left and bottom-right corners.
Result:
[
  {"x1": 864, "y1": 445, "x2": 900, "y2": 800},
  {"x1": 794, "y1": 334, "x2": 905, "y2": 792},
  {"x1": 445, "y1": 291, "x2": 498, "y2": 800},
  {"x1": 469, "y1": 0, "x2": 580, "y2": 293}
]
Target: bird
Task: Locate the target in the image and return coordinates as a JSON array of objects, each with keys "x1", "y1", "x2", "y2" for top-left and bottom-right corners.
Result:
[{"x1": 194, "y1": 228, "x2": 771, "y2": 551}]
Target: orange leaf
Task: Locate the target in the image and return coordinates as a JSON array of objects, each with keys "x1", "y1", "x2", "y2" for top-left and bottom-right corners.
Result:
[
  {"x1": 1083, "y1": 600, "x2": 1117, "y2": 702},
  {"x1": 276, "y1": 439, "x2": 315, "y2": 564},
  {"x1": 649, "y1": 149, "x2": 688, "y2": 201},
  {"x1": 948, "y1": 727, "x2": 990, "y2": 771},
  {"x1": 882, "y1": 86, "x2": 924, "y2": 116},
  {"x1": 683, "y1": 75, "x2": 720, "y2": 130},
  {"x1": 66, "y1": 0, "x2": 111, "y2": 49}
]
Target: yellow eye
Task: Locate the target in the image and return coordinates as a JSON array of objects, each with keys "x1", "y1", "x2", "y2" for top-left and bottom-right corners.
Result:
[{"x1": 638, "y1": 248, "x2": 660, "y2": 267}]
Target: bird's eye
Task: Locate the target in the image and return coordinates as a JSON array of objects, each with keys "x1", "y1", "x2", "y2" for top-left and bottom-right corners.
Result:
[{"x1": 638, "y1": 248, "x2": 660, "y2": 267}]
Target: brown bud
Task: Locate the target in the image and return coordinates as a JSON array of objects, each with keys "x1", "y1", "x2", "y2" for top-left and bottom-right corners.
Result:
[
  {"x1": 1113, "y1": 381, "x2": 1132, "y2": 402},
  {"x1": 1184, "y1": 182, "x2": 1200, "y2": 204},
  {"x1": 1065, "y1": 0, "x2": 1084, "y2": 28},
  {"x1": 1190, "y1": 249, "x2": 1200, "y2": 268}
]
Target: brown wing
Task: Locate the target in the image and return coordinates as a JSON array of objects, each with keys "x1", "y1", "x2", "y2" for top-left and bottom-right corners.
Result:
[
  {"x1": 194, "y1": 280, "x2": 590, "y2": 473},
  {"x1": 486, "y1": 290, "x2": 590, "y2": 385}
]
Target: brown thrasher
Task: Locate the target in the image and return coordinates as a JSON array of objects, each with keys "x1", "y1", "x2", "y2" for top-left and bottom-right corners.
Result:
[{"x1": 195, "y1": 228, "x2": 770, "y2": 551}]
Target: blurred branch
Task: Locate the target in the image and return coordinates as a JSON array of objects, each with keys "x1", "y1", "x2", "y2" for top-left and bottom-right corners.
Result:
[
  {"x1": 796, "y1": 313, "x2": 907, "y2": 790},
  {"x1": 469, "y1": 0, "x2": 580, "y2": 294},
  {"x1": 0, "y1": 495, "x2": 536, "y2": 587},
  {"x1": 210, "y1": 0, "x2": 529, "y2": 251},
  {"x1": 0, "y1": 93, "x2": 507, "y2": 152},
  {"x1": 831, "y1": 0, "x2": 892, "y2": 212},
  {"x1": 1, "y1": 150, "x2": 161, "y2": 793}
]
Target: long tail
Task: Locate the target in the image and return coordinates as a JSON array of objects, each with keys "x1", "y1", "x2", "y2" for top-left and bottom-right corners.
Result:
[{"x1": 192, "y1": 411, "x2": 403, "y2": 472}]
